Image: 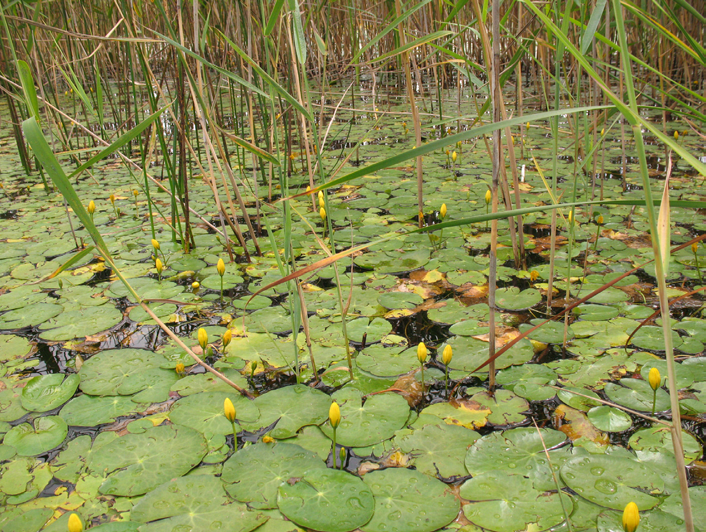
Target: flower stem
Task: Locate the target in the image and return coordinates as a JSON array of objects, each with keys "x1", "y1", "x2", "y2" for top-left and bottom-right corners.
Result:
[{"x1": 332, "y1": 428, "x2": 337, "y2": 469}]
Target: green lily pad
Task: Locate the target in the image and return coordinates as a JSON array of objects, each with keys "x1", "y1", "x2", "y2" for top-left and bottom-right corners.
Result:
[
  {"x1": 356, "y1": 345, "x2": 418, "y2": 377},
  {"x1": 495, "y1": 287, "x2": 542, "y2": 310},
  {"x1": 603, "y1": 379, "x2": 670, "y2": 412},
  {"x1": 320, "y1": 389, "x2": 409, "y2": 447},
  {"x1": 87, "y1": 424, "x2": 207, "y2": 496},
  {"x1": 131, "y1": 474, "x2": 267, "y2": 532},
  {"x1": 361, "y1": 468, "x2": 459, "y2": 532},
  {"x1": 465, "y1": 428, "x2": 568, "y2": 491},
  {"x1": 38, "y1": 305, "x2": 123, "y2": 341},
  {"x1": 631, "y1": 326, "x2": 683, "y2": 351},
  {"x1": 573, "y1": 304, "x2": 621, "y2": 321},
  {"x1": 445, "y1": 336, "x2": 533, "y2": 372},
  {"x1": 170, "y1": 391, "x2": 260, "y2": 436},
  {"x1": 596, "y1": 507, "x2": 695, "y2": 532},
  {"x1": 0, "y1": 378, "x2": 29, "y2": 421},
  {"x1": 460, "y1": 471, "x2": 570, "y2": 532},
  {"x1": 638, "y1": 358, "x2": 694, "y2": 389},
  {"x1": 587, "y1": 406, "x2": 632, "y2": 432},
  {"x1": 0, "y1": 508, "x2": 52, "y2": 532},
  {"x1": 395, "y1": 423, "x2": 480, "y2": 477},
  {"x1": 378, "y1": 291, "x2": 424, "y2": 310},
  {"x1": 347, "y1": 317, "x2": 393, "y2": 343},
  {"x1": 201, "y1": 272, "x2": 243, "y2": 290},
  {"x1": 240, "y1": 385, "x2": 329, "y2": 439},
  {"x1": 277, "y1": 468, "x2": 375, "y2": 532},
  {"x1": 21, "y1": 374, "x2": 80, "y2": 412},
  {"x1": 4, "y1": 416, "x2": 67, "y2": 456},
  {"x1": 560, "y1": 454, "x2": 664, "y2": 510},
  {"x1": 0, "y1": 302, "x2": 63, "y2": 330},
  {"x1": 557, "y1": 386, "x2": 603, "y2": 411},
  {"x1": 222, "y1": 442, "x2": 326, "y2": 509},
  {"x1": 0, "y1": 335, "x2": 32, "y2": 362},
  {"x1": 60, "y1": 394, "x2": 139, "y2": 426},
  {"x1": 79, "y1": 348, "x2": 168, "y2": 396},
  {"x1": 417, "y1": 401, "x2": 490, "y2": 429},
  {"x1": 628, "y1": 426, "x2": 702, "y2": 462},
  {"x1": 470, "y1": 389, "x2": 529, "y2": 426}
]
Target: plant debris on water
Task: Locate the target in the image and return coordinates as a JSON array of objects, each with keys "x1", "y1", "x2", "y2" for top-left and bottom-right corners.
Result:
[{"x1": 0, "y1": 1, "x2": 705, "y2": 531}]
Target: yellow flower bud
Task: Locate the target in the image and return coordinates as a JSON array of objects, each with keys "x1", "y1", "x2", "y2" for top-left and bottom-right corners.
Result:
[
  {"x1": 402, "y1": 122, "x2": 407, "y2": 128},
  {"x1": 568, "y1": 211, "x2": 574, "y2": 225},
  {"x1": 222, "y1": 329, "x2": 232, "y2": 349},
  {"x1": 596, "y1": 215, "x2": 604, "y2": 225},
  {"x1": 175, "y1": 362, "x2": 185, "y2": 375},
  {"x1": 198, "y1": 328, "x2": 208, "y2": 351},
  {"x1": 417, "y1": 342, "x2": 428, "y2": 364},
  {"x1": 155, "y1": 258, "x2": 163, "y2": 274},
  {"x1": 87, "y1": 200, "x2": 96, "y2": 214},
  {"x1": 109, "y1": 194, "x2": 115, "y2": 205},
  {"x1": 442, "y1": 344, "x2": 453, "y2": 366},
  {"x1": 329, "y1": 401, "x2": 341, "y2": 429},
  {"x1": 445, "y1": 149, "x2": 450, "y2": 156},
  {"x1": 601, "y1": 128, "x2": 605, "y2": 136},
  {"x1": 440, "y1": 203, "x2": 447, "y2": 220},
  {"x1": 192, "y1": 281, "x2": 200, "y2": 291},
  {"x1": 224, "y1": 397, "x2": 236, "y2": 422},
  {"x1": 530, "y1": 270, "x2": 539, "y2": 282},
  {"x1": 691, "y1": 242, "x2": 698, "y2": 254},
  {"x1": 263, "y1": 435, "x2": 274, "y2": 443},
  {"x1": 68, "y1": 513, "x2": 83, "y2": 532},
  {"x1": 151, "y1": 239, "x2": 160, "y2": 250},
  {"x1": 674, "y1": 130, "x2": 679, "y2": 140},
  {"x1": 318, "y1": 191, "x2": 325, "y2": 209},
  {"x1": 320, "y1": 207, "x2": 327, "y2": 220},
  {"x1": 452, "y1": 151, "x2": 457, "y2": 163},
  {"x1": 622, "y1": 501, "x2": 640, "y2": 532},
  {"x1": 133, "y1": 189, "x2": 139, "y2": 197},
  {"x1": 648, "y1": 367, "x2": 661, "y2": 391},
  {"x1": 485, "y1": 189, "x2": 492, "y2": 205},
  {"x1": 525, "y1": 122, "x2": 530, "y2": 130},
  {"x1": 217, "y1": 258, "x2": 226, "y2": 277}
]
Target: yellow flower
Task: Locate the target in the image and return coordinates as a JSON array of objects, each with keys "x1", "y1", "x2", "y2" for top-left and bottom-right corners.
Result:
[
  {"x1": 217, "y1": 258, "x2": 226, "y2": 277},
  {"x1": 596, "y1": 215, "x2": 604, "y2": 225},
  {"x1": 451, "y1": 151, "x2": 457, "y2": 163},
  {"x1": 442, "y1": 344, "x2": 453, "y2": 366},
  {"x1": 155, "y1": 258, "x2": 163, "y2": 274},
  {"x1": 529, "y1": 270, "x2": 539, "y2": 282},
  {"x1": 109, "y1": 194, "x2": 115, "y2": 204},
  {"x1": 320, "y1": 207, "x2": 327, "y2": 220},
  {"x1": 198, "y1": 328, "x2": 208, "y2": 351},
  {"x1": 525, "y1": 122, "x2": 530, "y2": 130},
  {"x1": 175, "y1": 362, "x2": 185, "y2": 375},
  {"x1": 485, "y1": 189, "x2": 491, "y2": 205},
  {"x1": 192, "y1": 281, "x2": 200, "y2": 291},
  {"x1": 68, "y1": 514, "x2": 83, "y2": 532},
  {"x1": 601, "y1": 128, "x2": 605, "y2": 136},
  {"x1": 224, "y1": 397, "x2": 236, "y2": 422},
  {"x1": 222, "y1": 329, "x2": 232, "y2": 349},
  {"x1": 262, "y1": 435, "x2": 274, "y2": 443},
  {"x1": 648, "y1": 367, "x2": 661, "y2": 391},
  {"x1": 151, "y1": 239, "x2": 160, "y2": 250},
  {"x1": 674, "y1": 130, "x2": 679, "y2": 140},
  {"x1": 329, "y1": 401, "x2": 341, "y2": 429},
  {"x1": 87, "y1": 201, "x2": 96, "y2": 214},
  {"x1": 440, "y1": 203, "x2": 447, "y2": 220},
  {"x1": 318, "y1": 191, "x2": 325, "y2": 209},
  {"x1": 417, "y1": 342, "x2": 428, "y2": 364},
  {"x1": 622, "y1": 501, "x2": 640, "y2": 532},
  {"x1": 692, "y1": 242, "x2": 698, "y2": 254},
  {"x1": 133, "y1": 189, "x2": 139, "y2": 197}
]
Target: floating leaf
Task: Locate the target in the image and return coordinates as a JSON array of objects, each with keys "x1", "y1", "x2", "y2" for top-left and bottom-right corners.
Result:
[
  {"x1": 21, "y1": 374, "x2": 80, "y2": 412},
  {"x1": 4, "y1": 416, "x2": 67, "y2": 456}
]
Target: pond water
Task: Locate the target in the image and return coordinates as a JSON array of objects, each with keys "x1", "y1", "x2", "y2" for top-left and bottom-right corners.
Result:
[{"x1": 0, "y1": 81, "x2": 705, "y2": 531}]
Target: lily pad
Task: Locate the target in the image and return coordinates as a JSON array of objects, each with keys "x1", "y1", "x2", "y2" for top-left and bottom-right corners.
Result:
[
  {"x1": 21, "y1": 374, "x2": 80, "y2": 412},
  {"x1": 87, "y1": 424, "x2": 207, "y2": 496},
  {"x1": 38, "y1": 305, "x2": 123, "y2": 341},
  {"x1": 0, "y1": 302, "x2": 63, "y2": 330},
  {"x1": 361, "y1": 468, "x2": 459, "y2": 532},
  {"x1": 79, "y1": 348, "x2": 169, "y2": 396},
  {"x1": 460, "y1": 471, "x2": 570, "y2": 532},
  {"x1": 495, "y1": 287, "x2": 541, "y2": 311},
  {"x1": 320, "y1": 388, "x2": 409, "y2": 447},
  {"x1": 395, "y1": 423, "x2": 480, "y2": 477},
  {"x1": 131, "y1": 474, "x2": 267, "y2": 532},
  {"x1": 277, "y1": 468, "x2": 375, "y2": 532},
  {"x1": 60, "y1": 394, "x2": 139, "y2": 426},
  {"x1": 560, "y1": 454, "x2": 664, "y2": 510},
  {"x1": 347, "y1": 317, "x2": 393, "y2": 343},
  {"x1": 470, "y1": 389, "x2": 529, "y2": 426},
  {"x1": 587, "y1": 406, "x2": 632, "y2": 432},
  {"x1": 170, "y1": 391, "x2": 260, "y2": 436},
  {"x1": 222, "y1": 442, "x2": 326, "y2": 509},
  {"x1": 603, "y1": 379, "x2": 670, "y2": 412},
  {"x1": 3, "y1": 416, "x2": 67, "y2": 456},
  {"x1": 628, "y1": 426, "x2": 702, "y2": 462},
  {"x1": 240, "y1": 385, "x2": 329, "y2": 439}
]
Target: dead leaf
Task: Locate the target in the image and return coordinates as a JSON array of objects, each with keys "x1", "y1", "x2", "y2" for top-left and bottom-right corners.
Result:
[{"x1": 552, "y1": 404, "x2": 609, "y2": 446}]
